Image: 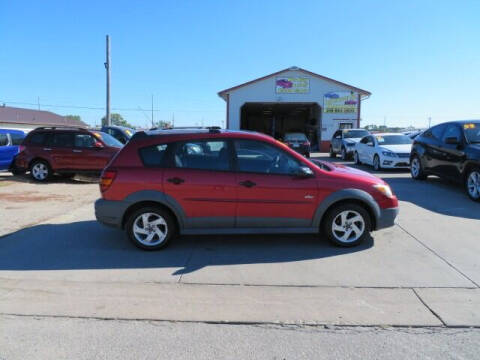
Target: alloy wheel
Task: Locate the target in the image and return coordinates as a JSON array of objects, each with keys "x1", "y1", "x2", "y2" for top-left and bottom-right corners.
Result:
[
  {"x1": 32, "y1": 163, "x2": 49, "y2": 180},
  {"x1": 132, "y1": 212, "x2": 168, "y2": 246},
  {"x1": 374, "y1": 156, "x2": 380, "y2": 171},
  {"x1": 467, "y1": 171, "x2": 480, "y2": 199},
  {"x1": 331, "y1": 210, "x2": 365, "y2": 244},
  {"x1": 411, "y1": 158, "x2": 420, "y2": 177}
]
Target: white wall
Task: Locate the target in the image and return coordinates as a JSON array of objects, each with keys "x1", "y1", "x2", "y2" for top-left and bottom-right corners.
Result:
[
  {"x1": 0, "y1": 123, "x2": 35, "y2": 132},
  {"x1": 225, "y1": 70, "x2": 362, "y2": 148}
]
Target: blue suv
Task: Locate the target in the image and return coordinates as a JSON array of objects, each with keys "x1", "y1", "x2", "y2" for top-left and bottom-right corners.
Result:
[{"x1": 0, "y1": 129, "x2": 26, "y2": 173}]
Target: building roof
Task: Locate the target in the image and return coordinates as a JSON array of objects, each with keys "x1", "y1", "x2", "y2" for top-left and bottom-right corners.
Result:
[
  {"x1": 218, "y1": 66, "x2": 371, "y2": 101},
  {"x1": 0, "y1": 106, "x2": 87, "y2": 127}
]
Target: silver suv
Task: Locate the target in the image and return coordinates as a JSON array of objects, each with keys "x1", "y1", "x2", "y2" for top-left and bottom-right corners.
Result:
[{"x1": 330, "y1": 129, "x2": 370, "y2": 160}]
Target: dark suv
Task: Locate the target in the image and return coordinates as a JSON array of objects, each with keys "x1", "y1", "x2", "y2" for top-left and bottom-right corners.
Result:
[
  {"x1": 95, "y1": 128, "x2": 399, "y2": 250},
  {"x1": 410, "y1": 120, "x2": 480, "y2": 201},
  {"x1": 14, "y1": 127, "x2": 123, "y2": 181},
  {"x1": 101, "y1": 125, "x2": 135, "y2": 144}
]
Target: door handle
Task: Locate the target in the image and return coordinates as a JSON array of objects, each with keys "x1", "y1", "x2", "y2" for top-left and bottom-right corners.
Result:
[
  {"x1": 239, "y1": 180, "x2": 256, "y2": 188},
  {"x1": 43, "y1": 148, "x2": 52, "y2": 151},
  {"x1": 167, "y1": 177, "x2": 184, "y2": 185},
  {"x1": 72, "y1": 150, "x2": 82, "y2": 153}
]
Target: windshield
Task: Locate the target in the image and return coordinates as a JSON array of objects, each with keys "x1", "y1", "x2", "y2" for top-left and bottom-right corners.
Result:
[
  {"x1": 284, "y1": 133, "x2": 307, "y2": 141},
  {"x1": 92, "y1": 131, "x2": 123, "y2": 147},
  {"x1": 344, "y1": 130, "x2": 369, "y2": 139},
  {"x1": 464, "y1": 122, "x2": 480, "y2": 143},
  {"x1": 376, "y1": 135, "x2": 413, "y2": 145}
]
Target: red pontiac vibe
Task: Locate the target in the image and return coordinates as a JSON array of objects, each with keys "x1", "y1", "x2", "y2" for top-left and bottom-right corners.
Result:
[{"x1": 95, "y1": 128, "x2": 399, "y2": 250}]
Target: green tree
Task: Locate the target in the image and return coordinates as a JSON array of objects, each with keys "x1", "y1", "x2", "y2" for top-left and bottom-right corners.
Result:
[
  {"x1": 65, "y1": 115, "x2": 82, "y2": 123},
  {"x1": 101, "y1": 113, "x2": 134, "y2": 128},
  {"x1": 153, "y1": 120, "x2": 172, "y2": 129}
]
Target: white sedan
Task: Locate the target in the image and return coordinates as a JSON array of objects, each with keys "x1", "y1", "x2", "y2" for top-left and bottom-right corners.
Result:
[{"x1": 354, "y1": 133, "x2": 413, "y2": 170}]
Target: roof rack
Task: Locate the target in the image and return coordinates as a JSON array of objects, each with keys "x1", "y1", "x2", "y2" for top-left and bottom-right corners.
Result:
[
  {"x1": 35, "y1": 126, "x2": 88, "y2": 131},
  {"x1": 149, "y1": 126, "x2": 222, "y2": 133}
]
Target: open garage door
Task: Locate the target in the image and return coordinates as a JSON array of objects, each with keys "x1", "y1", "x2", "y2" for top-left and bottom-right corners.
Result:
[{"x1": 240, "y1": 103, "x2": 320, "y2": 150}]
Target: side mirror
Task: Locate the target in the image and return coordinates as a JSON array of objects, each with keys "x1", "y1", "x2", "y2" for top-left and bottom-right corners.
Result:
[
  {"x1": 445, "y1": 137, "x2": 459, "y2": 145},
  {"x1": 296, "y1": 166, "x2": 314, "y2": 178}
]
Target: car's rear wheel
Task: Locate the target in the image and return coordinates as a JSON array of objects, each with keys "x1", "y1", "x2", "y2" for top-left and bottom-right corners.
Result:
[
  {"x1": 329, "y1": 146, "x2": 336, "y2": 158},
  {"x1": 466, "y1": 168, "x2": 480, "y2": 201},
  {"x1": 341, "y1": 147, "x2": 347, "y2": 160},
  {"x1": 305, "y1": 152, "x2": 310, "y2": 158},
  {"x1": 323, "y1": 203, "x2": 371, "y2": 247},
  {"x1": 410, "y1": 155, "x2": 427, "y2": 180},
  {"x1": 373, "y1": 155, "x2": 381, "y2": 171},
  {"x1": 354, "y1": 151, "x2": 361, "y2": 165},
  {"x1": 126, "y1": 206, "x2": 176, "y2": 250},
  {"x1": 30, "y1": 160, "x2": 51, "y2": 182}
]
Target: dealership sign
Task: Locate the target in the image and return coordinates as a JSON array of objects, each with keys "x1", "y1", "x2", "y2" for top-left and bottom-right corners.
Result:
[
  {"x1": 275, "y1": 77, "x2": 309, "y2": 94},
  {"x1": 323, "y1": 91, "x2": 358, "y2": 113}
]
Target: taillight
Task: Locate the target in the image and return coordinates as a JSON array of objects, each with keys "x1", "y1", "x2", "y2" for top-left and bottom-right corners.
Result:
[{"x1": 100, "y1": 170, "x2": 117, "y2": 193}]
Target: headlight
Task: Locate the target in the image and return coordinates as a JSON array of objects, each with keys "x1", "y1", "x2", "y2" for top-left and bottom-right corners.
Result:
[
  {"x1": 373, "y1": 184, "x2": 394, "y2": 198},
  {"x1": 382, "y1": 151, "x2": 396, "y2": 157}
]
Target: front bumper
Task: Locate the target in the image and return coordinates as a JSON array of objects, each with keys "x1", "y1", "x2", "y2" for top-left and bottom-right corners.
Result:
[
  {"x1": 376, "y1": 207, "x2": 399, "y2": 230},
  {"x1": 95, "y1": 198, "x2": 130, "y2": 228},
  {"x1": 381, "y1": 157, "x2": 410, "y2": 168}
]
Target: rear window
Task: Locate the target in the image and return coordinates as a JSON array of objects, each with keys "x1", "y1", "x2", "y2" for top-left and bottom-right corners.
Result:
[
  {"x1": 0, "y1": 134, "x2": 8, "y2": 146},
  {"x1": 92, "y1": 131, "x2": 123, "y2": 147},
  {"x1": 285, "y1": 133, "x2": 307, "y2": 141},
  {"x1": 28, "y1": 132, "x2": 49, "y2": 146},
  {"x1": 10, "y1": 132, "x2": 25, "y2": 145},
  {"x1": 139, "y1": 144, "x2": 169, "y2": 167}
]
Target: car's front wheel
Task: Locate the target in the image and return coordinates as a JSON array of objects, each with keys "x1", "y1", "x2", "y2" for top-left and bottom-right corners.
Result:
[
  {"x1": 341, "y1": 147, "x2": 347, "y2": 160},
  {"x1": 466, "y1": 168, "x2": 480, "y2": 202},
  {"x1": 30, "y1": 160, "x2": 51, "y2": 182},
  {"x1": 329, "y1": 146, "x2": 336, "y2": 158},
  {"x1": 305, "y1": 152, "x2": 310, "y2": 158},
  {"x1": 126, "y1": 206, "x2": 176, "y2": 250},
  {"x1": 323, "y1": 203, "x2": 371, "y2": 247},
  {"x1": 410, "y1": 155, "x2": 427, "y2": 180},
  {"x1": 373, "y1": 155, "x2": 381, "y2": 171},
  {"x1": 354, "y1": 151, "x2": 361, "y2": 165}
]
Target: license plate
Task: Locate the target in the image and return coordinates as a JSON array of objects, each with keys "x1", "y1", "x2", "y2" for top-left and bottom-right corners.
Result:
[{"x1": 293, "y1": 144, "x2": 299, "y2": 148}]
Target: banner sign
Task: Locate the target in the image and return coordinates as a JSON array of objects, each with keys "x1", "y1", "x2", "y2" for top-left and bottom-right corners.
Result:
[
  {"x1": 275, "y1": 77, "x2": 309, "y2": 94},
  {"x1": 323, "y1": 91, "x2": 358, "y2": 113}
]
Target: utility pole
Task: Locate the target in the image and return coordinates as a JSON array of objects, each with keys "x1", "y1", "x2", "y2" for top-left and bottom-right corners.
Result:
[
  {"x1": 428, "y1": 116, "x2": 432, "y2": 128},
  {"x1": 105, "y1": 35, "x2": 111, "y2": 126},
  {"x1": 151, "y1": 95, "x2": 154, "y2": 128},
  {"x1": 37, "y1": 97, "x2": 40, "y2": 110},
  {"x1": 172, "y1": 113, "x2": 175, "y2": 127}
]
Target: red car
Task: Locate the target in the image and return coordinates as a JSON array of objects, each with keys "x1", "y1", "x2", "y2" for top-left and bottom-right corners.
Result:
[
  {"x1": 14, "y1": 127, "x2": 123, "y2": 181},
  {"x1": 95, "y1": 128, "x2": 398, "y2": 250}
]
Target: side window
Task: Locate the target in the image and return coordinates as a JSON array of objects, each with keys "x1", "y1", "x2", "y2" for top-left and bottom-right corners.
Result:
[
  {"x1": 234, "y1": 139, "x2": 301, "y2": 175},
  {"x1": 10, "y1": 133, "x2": 25, "y2": 145},
  {"x1": 139, "y1": 144, "x2": 169, "y2": 167},
  {"x1": 112, "y1": 129, "x2": 124, "y2": 142},
  {"x1": 360, "y1": 137, "x2": 369, "y2": 144},
  {"x1": 333, "y1": 131, "x2": 341, "y2": 139},
  {"x1": 366, "y1": 136, "x2": 374, "y2": 146},
  {"x1": 174, "y1": 140, "x2": 230, "y2": 171},
  {"x1": 441, "y1": 125, "x2": 462, "y2": 143},
  {"x1": 74, "y1": 134, "x2": 96, "y2": 148},
  {"x1": 29, "y1": 132, "x2": 48, "y2": 146},
  {"x1": 0, "y1": 134, "x2": 8, "y2": 146},
  {"x1": 50, "y1": 133, "x2": 75, "y2": 147},
  {"x1": 430, "y1": 124, "x2": 447, "y2": 140}
]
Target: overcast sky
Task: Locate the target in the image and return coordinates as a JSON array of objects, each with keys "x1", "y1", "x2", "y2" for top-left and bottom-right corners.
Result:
[{"x1": 1, "y1": 0, "x2": 479, "y2": 128}]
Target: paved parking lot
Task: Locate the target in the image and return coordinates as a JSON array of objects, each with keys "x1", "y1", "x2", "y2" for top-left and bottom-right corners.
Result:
[{"x1": 0, "y1": 154, "x2": 479, "y2": 328}]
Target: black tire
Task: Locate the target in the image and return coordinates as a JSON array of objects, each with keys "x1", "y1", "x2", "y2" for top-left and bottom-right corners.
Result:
[
  {"x1": 410, "y1": 155, "x2": 427, "y2": 180},
  {"x1": 305, "y1": 152, "x2": 310, "y2": 158},
  {"x1": 341, "y1": 147, "x2": 348, "y2": 160},
  {"x1": 126, "y1": 206, "x2": 176, "y2": 250},
  {"x1": 329, "y1": 146, "x2": 336, "y2": 158},
  {"x1": 354, "y1": 151, "x2": 361, "y2": 165},
  {"x1": 323, "y1": 203, "x2": 371, "y2": 247},
  {"x1": 29, "y1": 160, "x2": 51, "y2": 182},
  {"x1": 10, "y1": 166, "x2": 26, "y2": 176},
  {"x1": 373, "y1": 155, "x2": 381, "y2": 171},
  {"x1": 465, "y1": 167, "x2": 480, "y2": 202}
]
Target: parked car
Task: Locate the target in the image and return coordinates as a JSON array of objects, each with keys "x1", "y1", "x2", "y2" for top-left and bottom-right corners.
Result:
[
  {"x1": 283, "y1": 132, "x2": 311, "y2": 157},
  {"x1": 354, "y1": 133, "x2": 413, "y2": 170},
  {"x1": 403, "y1": 130, "x2": 423, "y2": 140},
  {"x1": 0, "y1": 129, "x2": 25, "y2": 173},
  {"x1": 14, "y1": 127, "x2": 123, "y2": 181},
  {"x1": 410, "y1": 120, "x2": 480, "y2": 201},
  {"x1": 95, "y1": 128, "x2": 399, "y2": 250},
  {"x1": 330, "y1": 129, "x2": 370, "y2": 160},
  {"x1": 101, "y1": 125, "x2": 135, "y2": 144}
]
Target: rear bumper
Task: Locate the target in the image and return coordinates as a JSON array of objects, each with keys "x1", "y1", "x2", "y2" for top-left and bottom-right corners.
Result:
[
  {"x1": 376, "y1": 207, "x2": 399, "y2": 230},
  {"x1": 289, "y1": 145, "x2": 310, "y2": 154},
  {"x1": 95, "y1": 198, "x2": 129, "y2": 228}
]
